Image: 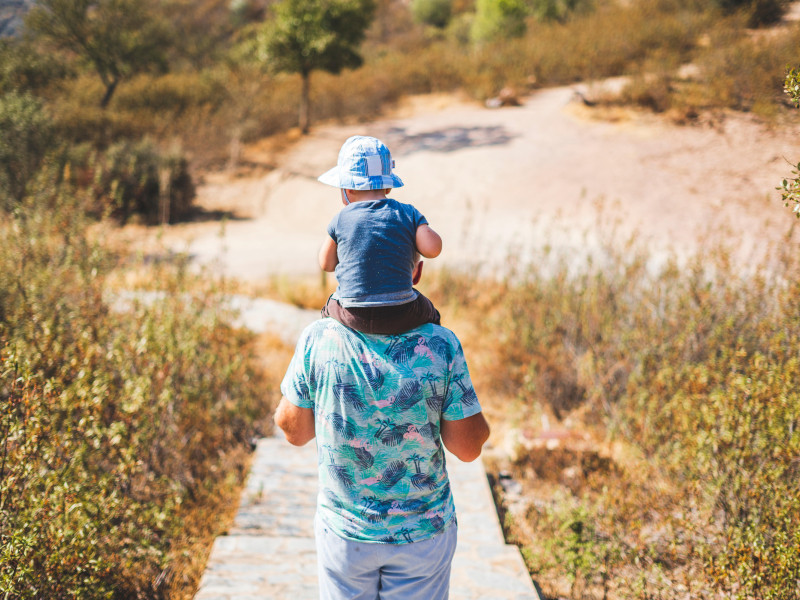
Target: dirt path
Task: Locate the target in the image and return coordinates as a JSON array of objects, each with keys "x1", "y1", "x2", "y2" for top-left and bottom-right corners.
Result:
[{"x1": 130, "y1": 86, "x2": 800, "y2": 282}]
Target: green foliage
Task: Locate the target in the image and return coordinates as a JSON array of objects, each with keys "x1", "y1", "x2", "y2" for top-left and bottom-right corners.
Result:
[
  {"x1": 0, "y1": 39, "x2": 67, "y2": 94},
  {"x1": 471, "y1": 0, "x2": 529, "y2": 42},
  {"x1": 712, "y1": 0, "x2": 787, "y2": 26},
  {"x1": 779, "y1": 162, "x2": 800, "y2": 217},
  {"x1": 0, "y1": 92, "x2": 55, "y2": 207},
  {"x1": 249, "y1": 0, "x2": 376, "y2": 131},
  {"x1": 521, "y1": 493, "x2": 622, "y2": 598},
  {"x1": 780, "y1": 67, "x2": 800, "y2": 218},
  {"x1": 0, "y1": 190, "x2": 267, "y2": 597},
  {"x1": 68, "y1": 139, "x2": 196, "y2": 224},
  {"x1": 528, "y1": 0, "x2": 592, "y2": 22},
  {"x1": 26, "y1": 0, "x2": 171, "y2": 108},
  {"x1": 411, "y1": 0, "x2": 453, "y2": 28},
  {"x1": 786, "y1": 66, "x2": 800, "y2": 106}
]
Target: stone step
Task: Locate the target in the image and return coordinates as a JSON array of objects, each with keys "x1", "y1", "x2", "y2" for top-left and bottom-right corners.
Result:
[{"x1": 195, "y1": 434, "x2": 541, "y2": 600}]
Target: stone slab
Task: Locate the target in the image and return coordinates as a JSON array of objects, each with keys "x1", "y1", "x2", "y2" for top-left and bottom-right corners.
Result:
[{"x1": 195, "y1": 433, "x2": 541, "y2": 600}]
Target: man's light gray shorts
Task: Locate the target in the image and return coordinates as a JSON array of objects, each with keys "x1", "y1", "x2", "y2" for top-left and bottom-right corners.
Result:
[{"x1": 314, "y1": 514, "x2": 458, "y2": 600}]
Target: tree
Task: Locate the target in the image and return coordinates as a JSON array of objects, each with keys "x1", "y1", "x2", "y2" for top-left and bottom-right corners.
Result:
[
  {"x1": 255, "y1": 0, "x2": 376, "y2": 134},
  {"x1": 25, "y1": 0, "x2": 169, "y2": 108}
]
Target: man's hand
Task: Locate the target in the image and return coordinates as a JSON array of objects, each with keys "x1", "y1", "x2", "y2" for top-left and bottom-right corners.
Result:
[{"x1": 274, "y1": 396, "x2": 316, "y2": 446}]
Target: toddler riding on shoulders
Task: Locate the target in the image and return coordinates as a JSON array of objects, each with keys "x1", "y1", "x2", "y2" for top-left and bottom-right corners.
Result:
[{"x1": 317, "y1": 135, "x2": 442, "y2": 335}]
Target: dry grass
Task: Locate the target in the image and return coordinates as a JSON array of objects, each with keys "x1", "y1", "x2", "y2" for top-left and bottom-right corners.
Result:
[{"x1": 421, "y1": 219, "x2": 800, "y2": 599}]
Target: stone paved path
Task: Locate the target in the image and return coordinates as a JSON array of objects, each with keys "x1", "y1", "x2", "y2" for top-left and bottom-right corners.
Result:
[
  {"x1": 193, "y1": 300, "x2": 541, "y2": 599},
  {"x1": 194, "y1": 433, "x2": 541, "y2": 600}
]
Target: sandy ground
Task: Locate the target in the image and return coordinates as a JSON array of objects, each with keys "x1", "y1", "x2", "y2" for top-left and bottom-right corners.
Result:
[{"x1": 125, "y1": 85, "x2": 800, "y2": 282}]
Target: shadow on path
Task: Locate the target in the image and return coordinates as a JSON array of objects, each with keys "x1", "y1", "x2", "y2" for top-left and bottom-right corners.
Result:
[
  {"x1": 384, "y1": 125, "x2": 517, "y2": 155},
  {"x1": 184, "y1": 206, "x2": 251, "y2": 223}
]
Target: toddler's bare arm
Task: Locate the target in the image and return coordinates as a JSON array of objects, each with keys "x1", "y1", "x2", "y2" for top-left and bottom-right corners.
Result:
[
  {"x1": 319, "y1": 236, "x2": 339, "y2": 272},
  {"x1": 416, "y1": 224, "x2": 442, "y2": 259}
]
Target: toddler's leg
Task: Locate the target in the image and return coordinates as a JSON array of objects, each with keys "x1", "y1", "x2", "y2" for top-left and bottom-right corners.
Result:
[
  {"x1": 322, "y1": 296, "x2": 377, "y2": 334},
  {"x1": 410, "y1": 291, "x2": 441, "y2": 326},
  {"x1": 321, "y1": 293, "x2": 441, "y2": 334},
  {"x1": 362, "y1": 293, "x2": 441, "y2": 335}
]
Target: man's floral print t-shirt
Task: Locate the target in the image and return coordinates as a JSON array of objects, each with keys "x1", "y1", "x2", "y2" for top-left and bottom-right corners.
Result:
[{"x1": 280, "y1": 319, "x2": 482, "y2": 544}]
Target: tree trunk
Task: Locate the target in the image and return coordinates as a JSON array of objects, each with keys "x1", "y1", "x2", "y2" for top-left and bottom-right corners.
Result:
[
  {"x1": 100, "y1": 78, "x2": 118, "y2": 109},
  {"x1": 299, "y1": 71, "x2": 310, "y2": 135}
]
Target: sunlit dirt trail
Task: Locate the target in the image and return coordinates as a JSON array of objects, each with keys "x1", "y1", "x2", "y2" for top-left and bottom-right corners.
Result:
[{"x1": 129, "y1": 86, "x2": 800, "y2": 281}]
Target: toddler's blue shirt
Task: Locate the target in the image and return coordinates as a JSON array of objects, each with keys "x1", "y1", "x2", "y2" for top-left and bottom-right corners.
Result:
[{"x1": 328, "y1": 199, "x2": 427, "y2": 307}]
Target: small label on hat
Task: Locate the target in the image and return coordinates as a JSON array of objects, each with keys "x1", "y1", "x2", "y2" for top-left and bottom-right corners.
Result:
[{"x1": 366, "y1": 155, "x2": 382, "y2": 177}]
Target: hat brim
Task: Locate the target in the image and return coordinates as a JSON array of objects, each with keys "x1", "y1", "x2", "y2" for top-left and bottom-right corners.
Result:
[{"x1": 317, "y1": 166, "x2": 404, "y2": 190}]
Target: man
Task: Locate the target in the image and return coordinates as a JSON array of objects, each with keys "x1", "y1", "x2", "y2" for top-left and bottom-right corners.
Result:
[{"x1": 275, "y1": 260, "x2": 490, "y2": 600}]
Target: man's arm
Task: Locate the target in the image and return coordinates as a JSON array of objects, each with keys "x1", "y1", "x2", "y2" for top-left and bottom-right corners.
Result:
[
  {"x1": 274, "y1": 396, "x2": 316, "y2": 446},
  {"x1": 440, "y1": 412, "x2": 490, "y2": 462},
  {"x1": 319, "y1": 236, "x2": 339, "y2": 272}
]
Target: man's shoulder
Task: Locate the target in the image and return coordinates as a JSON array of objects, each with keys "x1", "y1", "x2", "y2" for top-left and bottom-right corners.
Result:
[
  {"x1": 300, "y1": 319, "x2": 461, "y2": 346},
  {"x1": 416, "y1": 322, "x2": 460, "y2": 342}
]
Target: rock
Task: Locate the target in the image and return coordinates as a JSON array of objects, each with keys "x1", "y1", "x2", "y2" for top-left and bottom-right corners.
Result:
[{"x1": 486, "y1": 87, "x2": 521, "y2": 109}]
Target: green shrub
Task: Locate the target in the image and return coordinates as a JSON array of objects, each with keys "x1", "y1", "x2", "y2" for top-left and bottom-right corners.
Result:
[
  {"x1": 713, "y1": 0, "x2": 787, "y2": 26},
  {"x1": 0, "y1": 39, "x2": 67, "y2": 94},
  {"x1": 780, "y1": 67, "x2": 800, "y2": 217},
  {"x1": 0, "y1": 191, "x2": 268, "y2": 598},
  {"x1": 471, "y1": 0, "x2": 529, "y2": 42},
  {"x1": 529, "y1": 0, "x2": 592, "y2": 22},
  {"x1": 0, "y1": 91, "x2": 55, "y2": 207},
  {"x1": 67, "y1": 139, "x2": 196, "y2": 224},
  {"x1": 412, "y1": 0, "x2": 454, "y2": 27}
]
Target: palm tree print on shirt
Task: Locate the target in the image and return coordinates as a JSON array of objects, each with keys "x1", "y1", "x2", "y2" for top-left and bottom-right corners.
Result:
[
  {"x1": 327, "y1": 359, "x2": 367, "y2": 412},
  {"x1": 408, "y1": 453, "x2": 437, "y2": 490},
  {"x1": 452, "y1": 373, "x2": 477, "y2": 406},
  {"x1": 374, "y1": 419, "x2": 415, "y2": 446},
  {"x1": 384, "y1": 335, "x2": 419, "y2": 364},
  {"x1": 355, "y1": 353, "x2": 385, "y2": 392},
  {"x1": 422, "y1": 373, "x2": 444, "y2": 411},
  {"x1": 426, "y1": 335, "x2": 455, "y2": 364},
  {"x1": 361, "y1": 495, "x2": 394, "y2": 522},
  {"x1": 323, "y1": 444, "x2": 355, "y2": 491},
  {"x1": 392, "y1": 380, "x2": 424, "y2": 411},
  {"x1": 396, "y1": 526, "x2": 415, "y2": 543},
  {"x1": 326, "y1": 412, "x2": 357, "y2": 440}
]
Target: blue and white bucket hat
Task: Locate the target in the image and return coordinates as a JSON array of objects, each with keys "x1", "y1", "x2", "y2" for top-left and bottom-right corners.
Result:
[{"x1": 318, "y1": 135, "x2": 404, "y2": 190}]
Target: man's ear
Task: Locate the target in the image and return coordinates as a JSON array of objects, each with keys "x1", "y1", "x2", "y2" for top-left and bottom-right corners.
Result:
[{"x1": 412, "y1": 260, "x2": 424, "y2": 285}]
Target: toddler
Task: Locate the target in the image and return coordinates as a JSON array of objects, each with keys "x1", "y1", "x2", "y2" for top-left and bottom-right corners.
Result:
[{"x1": 317, "y1": 135, "x2": 442, "y2": 334}]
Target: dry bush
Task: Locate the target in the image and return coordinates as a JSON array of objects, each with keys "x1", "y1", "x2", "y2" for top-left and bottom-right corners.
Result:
[
  {"x1": 693, "y1": 22, "x2": 800, "y2": 115},
  {"x1": 0, "y1": 188, "x2": 274, "y2": 598},
  {"x1": 426, "y1": 221, "x2": 800, "y2": 598}
]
